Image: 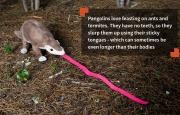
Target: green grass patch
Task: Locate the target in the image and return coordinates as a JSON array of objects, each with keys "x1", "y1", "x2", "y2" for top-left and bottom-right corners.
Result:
[
  {"x1": 16, "y1": 69, "x2": 31, "y2": 83},
  {"x1": 3, "y1": 42, "x2": 13, "y2": 54}
]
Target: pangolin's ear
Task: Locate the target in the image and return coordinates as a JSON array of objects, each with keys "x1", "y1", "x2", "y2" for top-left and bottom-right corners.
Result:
[
  {"x1": 56, "y1": 40, "x2": 60, "y2": 44},
  {"x1": 14, "y1": 30, "x2": 22, "y2": 39}
]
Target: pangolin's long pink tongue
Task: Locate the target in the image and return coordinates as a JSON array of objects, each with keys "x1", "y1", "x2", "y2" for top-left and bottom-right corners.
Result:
[{"x1": 61, "y1": 54, "x2": 149, "y2": 105}]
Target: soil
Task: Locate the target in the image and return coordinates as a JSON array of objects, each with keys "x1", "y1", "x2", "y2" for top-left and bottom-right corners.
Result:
[{"x1": 0, "y1": 0, "x2": 180, "y2": 114}]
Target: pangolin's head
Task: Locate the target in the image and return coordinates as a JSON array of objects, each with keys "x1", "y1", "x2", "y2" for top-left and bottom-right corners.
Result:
[{"x1": 44, "y1": 39, "x2": 65, "y2": 56}]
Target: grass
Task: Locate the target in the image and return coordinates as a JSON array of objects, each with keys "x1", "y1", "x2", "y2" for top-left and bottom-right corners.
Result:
[
  {"x1": 3, "y1": 41, "x2": 13, "y2": 54},
  {"x1": 50, "y1": 61, "x2": 60, "y2": 74},
  {"x1": 16, "y1": 69, "x2": 30, "y2": 83}
]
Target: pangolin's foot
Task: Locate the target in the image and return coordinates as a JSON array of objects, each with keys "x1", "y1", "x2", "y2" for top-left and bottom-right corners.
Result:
[
  {"x1": 38, "y1": 56, "x2": 47, "y2": 62},
  {"x1": 20, "y1": 48, "x2": 28, "y2": 54}
]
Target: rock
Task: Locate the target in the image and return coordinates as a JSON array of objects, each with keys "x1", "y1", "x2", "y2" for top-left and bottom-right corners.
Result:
[
  {"x1": 25, "y1": 62, "x2": 31, "y2": 67},
  {"x1": 166, "y1": 91, "x2": 170, "y2": 95},
  {"x1": 32, "y1": 96, "x2": 40, "y2": 104}
]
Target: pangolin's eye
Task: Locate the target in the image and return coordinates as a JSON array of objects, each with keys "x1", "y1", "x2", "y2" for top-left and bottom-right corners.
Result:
[{"x1": 50, "y1": 49, "x2": 53, "y2": 51}]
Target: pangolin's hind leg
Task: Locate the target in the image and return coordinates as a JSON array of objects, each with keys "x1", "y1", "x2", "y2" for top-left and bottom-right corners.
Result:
[
  {"x1": 20, "y1": 39, "x2": 29, "y2": 54},
  {"x1": 32, "y1": 45, "x2": 47, "y2": 62},
  {"x1": 14, "y1": 30, "x2": 29, "y2": 54}
]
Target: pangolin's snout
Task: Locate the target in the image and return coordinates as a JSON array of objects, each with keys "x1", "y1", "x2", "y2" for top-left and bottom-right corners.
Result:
[
  {"x1": 54, "y1": 46, "x2": 65, "y2": 55},
  {"x1": 58, "y1": 47, "x2": 65, "y2": 55}
]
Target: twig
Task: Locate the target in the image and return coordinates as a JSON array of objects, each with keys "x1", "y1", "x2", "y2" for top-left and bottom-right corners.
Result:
[
  {"x1": 71, "y1": 81, "x2": 96, "y2": 86},
  {"x1": 28, "y1": 16, "x2": 43, "y2": 19},
  {"x1": 49, "y1": 71, "x2": 63, "y2": 79},
  {"x1": 67, "y1": 15, "x2": 71, "y2": 24}
]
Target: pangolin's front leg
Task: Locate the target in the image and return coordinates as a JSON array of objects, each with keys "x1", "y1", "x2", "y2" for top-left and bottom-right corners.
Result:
[
  {"x1": 20, "y1": 39, "x2": 29, "y2": 54},
  {"x1": 32, "y1": 45, "x2": 47, "y2": 62}
]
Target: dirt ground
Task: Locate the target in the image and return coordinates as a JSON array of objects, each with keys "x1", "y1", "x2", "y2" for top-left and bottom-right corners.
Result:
[{"x1": 0, "y1": 0, "x2": 180, "y2": 114}]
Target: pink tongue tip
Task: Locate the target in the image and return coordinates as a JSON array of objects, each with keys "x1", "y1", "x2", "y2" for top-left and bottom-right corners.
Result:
[{"x1": 61, "y1": 54, "x2": 149, "y2": 105}]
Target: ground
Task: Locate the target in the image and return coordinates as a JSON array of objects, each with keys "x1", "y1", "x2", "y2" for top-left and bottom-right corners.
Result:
[{"x1": 0, "y1": 0, "x2": 180, "y2": 114}]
